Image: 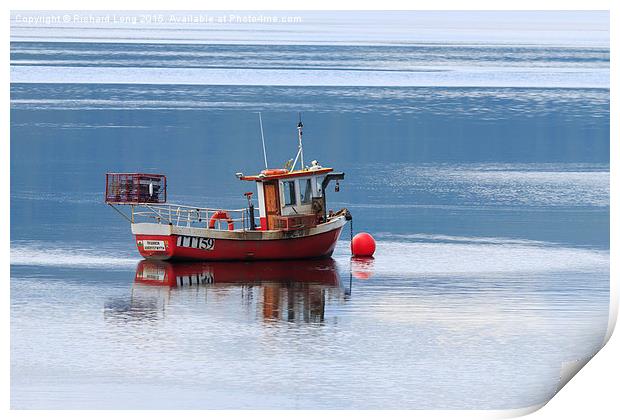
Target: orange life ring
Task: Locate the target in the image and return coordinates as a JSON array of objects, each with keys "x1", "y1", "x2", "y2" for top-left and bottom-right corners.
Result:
[
  {"x1": 260, "y1": 168, "x2": 288, "y2": 176},
  {"x1": 209, "y1": 210, "x2": 234, "y2": 230}
]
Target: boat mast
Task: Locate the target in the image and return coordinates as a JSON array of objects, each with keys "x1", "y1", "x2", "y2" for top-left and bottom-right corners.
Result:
[
  {"x1": 290, "y1": 113, "x2": 304, "y2": 172},
  {"x1": 258, "y1": 112, "x2": 268, "y2": 169}
]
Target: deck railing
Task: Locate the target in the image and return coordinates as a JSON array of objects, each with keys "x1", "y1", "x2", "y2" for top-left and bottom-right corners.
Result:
[{"x1": 130, "y1": 203, "x2": 258, "y2": 231}]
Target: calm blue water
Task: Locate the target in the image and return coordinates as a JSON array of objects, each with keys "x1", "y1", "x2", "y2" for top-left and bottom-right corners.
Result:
[{"x1": 10, "y1": 12, "x2": 609, "y2": 410}]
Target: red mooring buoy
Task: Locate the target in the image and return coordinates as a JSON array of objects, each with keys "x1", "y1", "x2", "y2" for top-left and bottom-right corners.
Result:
[{"x1": 351, "y1": 232, "x2": 376, "y2": 257}]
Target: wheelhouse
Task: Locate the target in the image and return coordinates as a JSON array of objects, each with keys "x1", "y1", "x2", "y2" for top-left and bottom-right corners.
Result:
[{"x1": 239, "y1": 164, "x2": 344, "y2": 231}]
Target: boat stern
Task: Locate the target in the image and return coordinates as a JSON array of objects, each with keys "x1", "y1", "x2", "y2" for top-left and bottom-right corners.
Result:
[
  {"x1": 135, "y1": 236, "x2": 175, "y2": 260},
  {"x1": 132, "y1": 223, "x2": 175, "y2": 260}
]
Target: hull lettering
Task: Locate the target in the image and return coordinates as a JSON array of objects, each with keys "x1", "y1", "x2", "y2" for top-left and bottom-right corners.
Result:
[{"x1": 176, "y1": 235, "x2": 215, "y2": 251}]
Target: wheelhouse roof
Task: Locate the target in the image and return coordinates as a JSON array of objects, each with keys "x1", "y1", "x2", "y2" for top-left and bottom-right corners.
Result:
[{"x1": 240, "y1": 167, "x2": 334, "y2": 182}]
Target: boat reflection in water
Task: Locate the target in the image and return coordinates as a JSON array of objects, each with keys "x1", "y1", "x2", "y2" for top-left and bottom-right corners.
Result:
[{"x1": 107, "y1": 258, "x2": 344, "y2": 324}]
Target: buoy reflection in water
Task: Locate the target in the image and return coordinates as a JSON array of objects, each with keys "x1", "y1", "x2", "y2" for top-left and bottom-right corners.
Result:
[{"x1": 351, "y1": 257, "x2": 376, "y2": 280}]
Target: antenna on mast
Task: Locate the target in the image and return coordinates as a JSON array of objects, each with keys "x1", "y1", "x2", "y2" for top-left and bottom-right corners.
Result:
[
  {"x1": 291, "y1": 112, "x2": 305, "y2": 172},
  {"x1": 297, "y1": 113, "x2": 304, "y2": 169},
  {"x1": 258, "y1": 112, "x2": 268, "y2": 169}
]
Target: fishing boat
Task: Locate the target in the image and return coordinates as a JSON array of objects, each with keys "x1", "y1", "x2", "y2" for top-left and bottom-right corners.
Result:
[{"x1": 105, "y1": 116, "x2": 352, "y2": 261}]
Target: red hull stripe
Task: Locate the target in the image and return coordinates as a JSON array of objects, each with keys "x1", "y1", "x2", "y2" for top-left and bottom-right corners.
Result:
[{"x1": 135, "y1": 226, "x2": 344, "y2": 261}]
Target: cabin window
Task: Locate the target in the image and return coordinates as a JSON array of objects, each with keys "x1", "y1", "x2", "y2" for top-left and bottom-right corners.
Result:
[
  {"x1": 301, "y1": 179, "x2": 313, "y2": 204},
  {"x1": 283, "y1": 181, "x2": 296, "y2": 206},
  {"x1": 315, "y1": 176, "x2": 324, "y2": 197}
]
